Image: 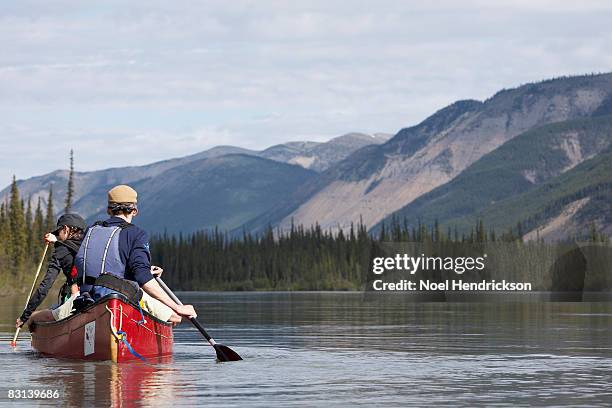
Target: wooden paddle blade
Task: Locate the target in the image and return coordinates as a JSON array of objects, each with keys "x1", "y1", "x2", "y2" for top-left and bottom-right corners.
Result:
[{"x1": 214, "y1": 344, "x2": 243, "y2": 361}]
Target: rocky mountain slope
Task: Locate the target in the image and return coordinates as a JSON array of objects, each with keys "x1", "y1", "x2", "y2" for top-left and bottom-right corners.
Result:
[
  {"x1": 373, "y1": 114, "x2": 612, "y2": 237},
  {"x1": 254, "y1": 73, "x2": 612, "y2": 233},
  {"x1": 261, "y1": 133, "x2": 390, "y2": 172},
  {"x1": 482, "y1": 147, "x2": 612, "y2": 241}
]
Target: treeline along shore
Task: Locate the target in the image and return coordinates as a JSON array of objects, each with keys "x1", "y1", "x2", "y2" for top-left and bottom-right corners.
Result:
[
  {"x1": 0, "y1": 178, "x2": 56, "y2": 293},
  {"x1": 1, "y1": 178, "x2": 610, "y2": 293},
  {"x1": 150, "y1": 218, "x2": 610, "y2": 292}
]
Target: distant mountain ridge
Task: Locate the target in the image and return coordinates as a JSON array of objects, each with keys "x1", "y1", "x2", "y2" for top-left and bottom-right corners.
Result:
[
  {"x1": 130, "y1": 154, "x2": 317, "y2": 234},
  {"x1": 260, "y1": 132, "x2": 391, "y2": 171},
  {"x1": 373, "y1": 115, "x2": 612, "y2": 239},
  {"x1": 0, "y1": 145, "x2": 258, "y2": 222},
  {"x1": 246, "y1": 73, "x2": 612, "y2": 235},
  {"x1": 3, "y1": 73, "x2": 611, "y2": 240},
  {"x1": 0, "y1": 132, "x2": 387, "y2": 234}
]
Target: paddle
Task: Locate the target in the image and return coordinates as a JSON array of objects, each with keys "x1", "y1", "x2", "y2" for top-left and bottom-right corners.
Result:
[
  {"x1": 11, "y1": 243, "x2": 50, "y2": 347},
  {"x1": 155, "y1": 276, "x2": 242, "y2": 362}
]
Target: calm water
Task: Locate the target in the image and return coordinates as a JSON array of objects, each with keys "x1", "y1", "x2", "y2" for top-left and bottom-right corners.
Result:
[{"x1": 1, "y1": 292, "x2": 612, "y2": 407}]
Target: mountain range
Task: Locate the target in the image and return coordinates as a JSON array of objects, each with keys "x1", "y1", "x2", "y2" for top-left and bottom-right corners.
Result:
[
  {"x1": 2, "y1": 73, "x2": 611, "y2": 240},
  {"x1": 1, "y1": 133, "x2": 388, "y2": 234},
  {"x1": 372, "y1": 115, "x2": 612, "y2": 240},
  {"x1": 249, "y1": 74, "x2": 612, "y2": 236}
]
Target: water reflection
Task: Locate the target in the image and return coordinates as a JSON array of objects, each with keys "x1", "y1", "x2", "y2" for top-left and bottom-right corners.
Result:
[
  {"x1": 23, "y1": 357, "x2": 176, "y2": 407},
  {"x1": 176, "y1": 292, "x2": 612, "y2": 357},
  {"x1": 1, "y1": 292, "x2": 611, "y2": 406}
]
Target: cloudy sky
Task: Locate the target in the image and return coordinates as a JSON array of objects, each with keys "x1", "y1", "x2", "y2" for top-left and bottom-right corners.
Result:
[{"x1": 1, "y1": 0, "x2": 612, "y2": 187}]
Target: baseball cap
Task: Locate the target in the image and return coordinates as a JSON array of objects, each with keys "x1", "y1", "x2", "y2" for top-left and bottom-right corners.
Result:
[{"x1": 52, "y1": 213, "x2": 86, "y2": 234}]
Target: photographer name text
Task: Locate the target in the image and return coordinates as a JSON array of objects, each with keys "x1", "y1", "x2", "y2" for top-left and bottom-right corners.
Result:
[{"x1": 372, "y1": 279, "x2": 532, "y2": 291}]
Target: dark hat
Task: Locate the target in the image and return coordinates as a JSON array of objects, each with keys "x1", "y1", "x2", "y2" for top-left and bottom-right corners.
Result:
[{"x1": 52, "y1": 213, "x2": 86, "y2": 234}]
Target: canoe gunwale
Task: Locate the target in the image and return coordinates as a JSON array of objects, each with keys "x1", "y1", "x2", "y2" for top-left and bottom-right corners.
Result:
[{"x1": 31, "y1": 293, "x2": 173, "y2": 330}]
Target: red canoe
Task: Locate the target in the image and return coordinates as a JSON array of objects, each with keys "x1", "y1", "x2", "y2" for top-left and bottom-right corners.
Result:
[{"x1": 29, "y1": 293, "x2": 173, "y2": 362}]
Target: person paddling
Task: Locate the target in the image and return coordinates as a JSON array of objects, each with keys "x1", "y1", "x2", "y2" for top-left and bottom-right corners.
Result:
[
  {"x1": 16, "y1": 213, "x2": 86, "y2": 328},
  {"x1": 74, "y1": 184, "x2": 196, "y2": 323}
]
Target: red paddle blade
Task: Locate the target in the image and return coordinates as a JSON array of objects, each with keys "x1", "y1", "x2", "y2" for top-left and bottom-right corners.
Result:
[{"x1": 214, "y1": 344, "x2": 243, "y2": 362}]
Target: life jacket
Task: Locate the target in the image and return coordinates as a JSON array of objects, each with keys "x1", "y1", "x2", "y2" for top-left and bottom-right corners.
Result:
[{"x1": 75, "y1": 221, "x2": 133, "y2": 294}]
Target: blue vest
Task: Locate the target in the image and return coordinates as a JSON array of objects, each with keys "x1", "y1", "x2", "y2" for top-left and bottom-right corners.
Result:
[{"x1": 75, "y1": 222, "x2": 130, "y2": 294}]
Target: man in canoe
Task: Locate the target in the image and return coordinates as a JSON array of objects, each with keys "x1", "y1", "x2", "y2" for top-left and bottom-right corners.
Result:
[
  {"x1": 16, "y1": 213, "x2": 86, "y2": 328},
  {"x1": 74, "y1": 184, "x2": 196, "y2": 323}
]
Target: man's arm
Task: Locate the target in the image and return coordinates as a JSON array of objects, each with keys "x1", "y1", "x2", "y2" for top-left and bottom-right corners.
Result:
[
  {"x1": 126, "y1": 229, "x2": 154, "y2": 286},
  {"x1": 128, "y1": 230, "x2": 197, "y2": 317},
  {"x1": 142, "y1": 279, "x2": 197, "y2": 317}
]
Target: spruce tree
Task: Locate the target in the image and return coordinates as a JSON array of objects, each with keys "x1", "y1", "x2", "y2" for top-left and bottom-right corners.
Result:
[
  {"x1": 45, "y1": 186, "x2": 55, "y2": 233},
  {"x1": 34, "y1": 198, "x2": 44, "y2": 236},
  {"x1": 25, "y1": 198, "x2": 33, "y2": 258},
  {"x1": 65, "y1": 149, "x2": 75, "y2": 213},
  {"x1": 8, "y1": 176, "x2": 26, "y2": 272},
  {"x1": 477, "y1": 219, "x2": 485, "y2": 242},
  {"x1": 589, "y1": 221, "x2": 599, "y2": 242},
  {"x1": 0, "y1": 202, "x2": 8, "y2": 259},
  {"x1": 516, "y1": 222, "x2": 523, "y2": 241},
  {"x1": 32, "y1": 197, "x2": 45, "y2": 258}
]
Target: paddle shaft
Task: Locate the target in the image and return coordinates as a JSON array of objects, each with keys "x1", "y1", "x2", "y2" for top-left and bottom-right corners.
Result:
[
  {"x1": 12, "y1": 243, "x2": 50, "y2": 346},
  {"x1": 155, "y1": 276, "x2": 242, "y2": 361},
  {"x1": 155, "y1": 276, "x2": 214, "y2": 343}
]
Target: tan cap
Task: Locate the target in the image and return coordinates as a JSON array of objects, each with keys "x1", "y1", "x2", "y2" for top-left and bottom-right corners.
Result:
[{"x1": 108, "y1": 185, "x2": 138, "y2": 204}]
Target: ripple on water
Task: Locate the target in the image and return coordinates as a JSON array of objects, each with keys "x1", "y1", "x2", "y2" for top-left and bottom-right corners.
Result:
[{"x1": 0, "y1": 294, "x2": 611, "y2": 406}]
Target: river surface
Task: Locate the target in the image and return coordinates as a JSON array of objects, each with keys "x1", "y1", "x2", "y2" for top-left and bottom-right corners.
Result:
[{"x1": 1, "y1": 292, "x2": 612, "y2": 407}]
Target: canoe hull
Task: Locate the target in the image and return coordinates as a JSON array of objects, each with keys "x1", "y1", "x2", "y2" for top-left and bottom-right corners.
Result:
[{"x1": 30, "y1": 294, "x2": 173, "y2": 362}]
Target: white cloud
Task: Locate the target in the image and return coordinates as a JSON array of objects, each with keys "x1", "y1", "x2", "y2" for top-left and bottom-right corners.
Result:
[
  {"x1": 0, "y1": 124, "x2": 238, "y2": 180},
  {"x1": 1, "y1": 1, "x2": 611, "y2": 187}
]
